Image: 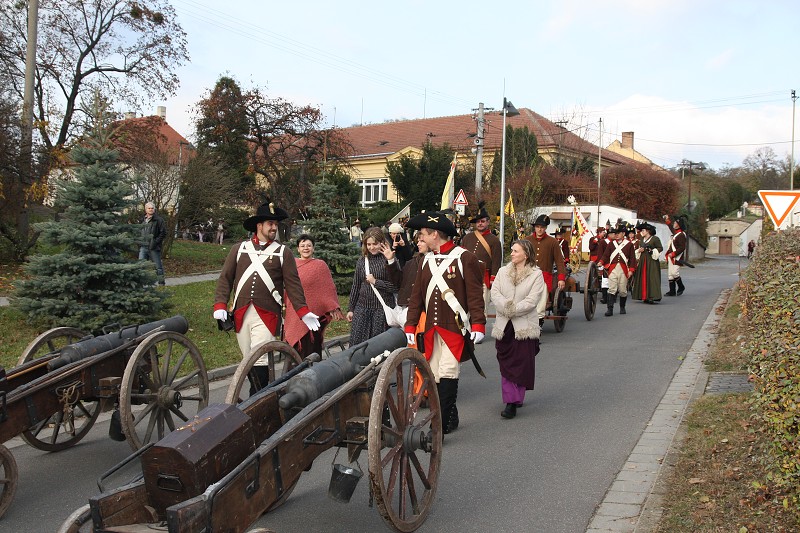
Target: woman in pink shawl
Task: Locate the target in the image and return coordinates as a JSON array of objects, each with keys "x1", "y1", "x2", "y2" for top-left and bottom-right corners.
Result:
[{"x1": 284, "y1": 234, "x2": 344, "y2": 357}]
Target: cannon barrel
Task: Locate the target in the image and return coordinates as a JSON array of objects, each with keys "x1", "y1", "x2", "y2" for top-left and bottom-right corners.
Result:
[
  {"x1": 278, "y1": 328, "x2": 407, "y2": 410},
  {"x1": 47, "y1": 315, "x2": 190, "y2": 371}
]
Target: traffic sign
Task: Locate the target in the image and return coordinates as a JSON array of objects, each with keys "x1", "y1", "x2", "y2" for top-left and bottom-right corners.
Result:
[
  {"x1": 454, "y1": 189, "x2": 468, "y2": 206},
  {"x1": 758, "y1": 190, "x2": 800, "y2": 229}
]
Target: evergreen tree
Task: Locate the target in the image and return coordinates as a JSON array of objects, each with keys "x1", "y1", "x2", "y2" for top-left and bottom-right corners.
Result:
[
  {"x1": 14, "y1": 110, "x2": 166, "y2": 333},
  {"x1": 299, "y1": 180, "x2": 360, "y2": 290}
]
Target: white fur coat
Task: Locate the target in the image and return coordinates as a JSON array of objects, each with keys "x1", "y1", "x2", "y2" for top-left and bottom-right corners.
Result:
[{"x1": 490, "y1": 263, "x2": 549, "y2": 340}]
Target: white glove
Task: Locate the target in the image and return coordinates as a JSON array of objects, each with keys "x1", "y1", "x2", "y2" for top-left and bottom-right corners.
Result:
[
  {"x1": 213, "y1": 309, "x2": 228, "y2": 321},
  {"x1": 406, "y1": 333, "x2": 415, "y2": 345},
  {"x1": 301, "y1": 312, "x2": 321, "y2": 332},
  {"x1": 470, "y1": 331, "x2": 485, "y2": 344}
]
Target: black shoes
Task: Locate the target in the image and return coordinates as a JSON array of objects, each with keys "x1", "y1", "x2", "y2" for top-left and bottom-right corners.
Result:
[
  {"x1": 676, "y1": 277, "x2": 685, "y2": 295},
  {"x1": 619, "y1": 296, "x2": 627, "y2": 314},
  {"x1": 666, "y1": 280, "x2": 676, "y2": 296},
  {"x1": 501, "y1": 403, "x2": 517, "y2": 419}
]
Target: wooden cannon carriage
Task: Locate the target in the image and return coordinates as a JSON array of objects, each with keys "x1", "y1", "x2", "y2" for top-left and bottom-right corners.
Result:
[
  {"x1": 0, "y1": 316, "x2": 210, "y2": 518},
  {"x1": 58, "y1": 327, "x2": 442, "y2": 533}
]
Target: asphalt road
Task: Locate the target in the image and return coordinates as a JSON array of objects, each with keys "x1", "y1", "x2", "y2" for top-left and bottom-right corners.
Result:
[{"x1": 1, "y1": 255, "x2": 745, "y2": 533}]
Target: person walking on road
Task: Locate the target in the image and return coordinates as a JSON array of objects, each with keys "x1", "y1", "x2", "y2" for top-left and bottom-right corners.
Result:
[
  {"x1": 139, "y1": 202, "x2": 167, "y2": 286},
  {"x1": 599, "y1": 225, "x2": 637, "y2": 316},
  {"x1": 631, "y1": 222, "x2": 663, "y2": 304},
  {"x1": 213, "y1": 201, "x2": 320, "y2": 393},
  {"x1": 460, "y1": 201, "x2": 502, "y2": 311},
  {"x1": 490, "y1": 240, "x2": 548, "y2": 419},
  {"x1": 664, "y1": 214, "x2": 688, "y2": 296},
  {"x1": 404, "y1": 211, "x2": 486, "y2": 434}
]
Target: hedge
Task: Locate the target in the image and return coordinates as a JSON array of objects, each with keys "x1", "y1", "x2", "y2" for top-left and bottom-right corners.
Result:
[{"x1": 743, "y1": 228, "x2": 800, "y2": 511}]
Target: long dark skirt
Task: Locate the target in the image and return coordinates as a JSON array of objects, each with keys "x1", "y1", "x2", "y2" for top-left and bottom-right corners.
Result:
[
  {"x1": 349, "y1": 306, "x2": 388, "y2": 346},
  {"x1": 495, "y1": 321, "x2": 539, "y2": 390}
]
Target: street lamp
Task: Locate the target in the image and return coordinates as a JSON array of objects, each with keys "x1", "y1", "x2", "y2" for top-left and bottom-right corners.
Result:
[{"x1": 498, "y1": 97, "x2": 519, "y2": 258}]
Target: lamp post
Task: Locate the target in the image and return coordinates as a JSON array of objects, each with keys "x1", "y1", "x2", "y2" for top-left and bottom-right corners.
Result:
[
  {"x1": 679, "y1": 159, "x2": 705, "y2": 214},
  {"x1": 498, "y1": 97, "x2": 519, "y2": 258}
]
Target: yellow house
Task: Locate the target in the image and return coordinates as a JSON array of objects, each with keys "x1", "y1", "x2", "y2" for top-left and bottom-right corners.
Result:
[
  {"x1": 605, "y1": 131, "x2": 665, "y2": 172},
  {"x1": 339, "y1": 108, "x2": 641, "y2": 207}
]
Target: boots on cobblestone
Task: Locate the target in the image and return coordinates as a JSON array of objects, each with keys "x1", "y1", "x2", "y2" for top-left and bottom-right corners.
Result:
[
  {"x1": 604, "y1": 293, "x2": 616, "y2": 316},
  {"x1": 437, "y1": 378, "x2": 459, "y2": 434},
  {"x1": 619, "y1": 296, "x2": 627, "y2": 314},
  {"x1": 665, "y1": 280, "x2": 677, "y2": 296},
  {"x1": 600, "y1": 287, "x2": 608, "y2": 304},
  {"x1": 676, "y1": 277, "x2": 685, "y2": 295}
]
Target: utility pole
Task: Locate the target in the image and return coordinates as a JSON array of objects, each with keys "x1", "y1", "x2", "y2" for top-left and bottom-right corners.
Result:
[
  {"x1": 791, "y1": 90, "x2": 797, "y2": 226},
  {"x1": 474, "y1": 102, "x2": 486, "y2": 194},
  {"x1": 597, "y1": 118, "x2": 602, "y2": 230},
  {"x1": 17, "y1": 0, "x2": 39, "y2": 255}
]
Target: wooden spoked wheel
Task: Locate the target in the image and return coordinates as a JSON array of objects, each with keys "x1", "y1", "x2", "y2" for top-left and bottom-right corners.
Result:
[
  {"x1": 0, "y1": 445, "x2": 18, "y2": 519},
  {"x1": 18, "y1": 327, "x2": 89, "y2": 365},
  {"x1": 119, "y1": 331, "x2": 209, "y2": 451},
  {"x1": 17, "y1": 327, "x2": 101, "y2": 452},
  {"x1": 56, "y1": 504, "x2": 93, "y2": 533},
  {"x1": 584, "y1": 261, "x2": 600, "y2": 321},
  {"x1": 552, "y1": 287, "x2": 567, "y2": 333},
  {"x1": 368, "y1": 348, "x2": 441, "y2": 532},
  {"x1": 224, "y1": 340, "x2": 303, "y2": 404}
]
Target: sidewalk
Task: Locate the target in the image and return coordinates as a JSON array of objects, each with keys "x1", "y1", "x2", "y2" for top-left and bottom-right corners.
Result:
[
  {"x1": 586, "y1": 289, "x2": 729, "y2": 532},
  {"x1": 0, "y1": 271, "x2": 222, "y2": 307}
]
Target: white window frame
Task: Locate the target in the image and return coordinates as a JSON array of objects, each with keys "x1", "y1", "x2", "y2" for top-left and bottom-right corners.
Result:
[{"x1": 359, "y1": 178, "x2": 389, "y2": 207}]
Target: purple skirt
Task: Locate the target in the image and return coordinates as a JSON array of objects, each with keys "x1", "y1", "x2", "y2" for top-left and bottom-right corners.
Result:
[{"x1": 495, "y1": 321, "x2": 539, "y2": 390}]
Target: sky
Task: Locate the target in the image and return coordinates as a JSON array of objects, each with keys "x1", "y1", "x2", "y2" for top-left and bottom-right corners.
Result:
[{"x1": 150, "y1": 0, "x2": 800, "y2": 171}]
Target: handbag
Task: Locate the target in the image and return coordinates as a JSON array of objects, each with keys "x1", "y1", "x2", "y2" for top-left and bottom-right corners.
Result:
[{"x1": 364, "y1": 257, "x2": 406, "y2": 328}]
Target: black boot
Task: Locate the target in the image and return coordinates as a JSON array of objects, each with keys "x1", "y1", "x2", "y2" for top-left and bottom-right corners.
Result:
[
  {"x1": 666, "y1": 280, "x2": 677, "y2": 296},
  {"x1": 501, "y1": 403, "x2": 517, "y2": 419},
  {"x1": 604, "y1": 293, "x2": 616, "y2": 316},
  {"x1": 619, "y1": 296, "x2": 627, "y2": 314},
  {"x1": 437, "y1": 378, "x2": 459, "y2": 434},
  {"x1": 676, "y1": 277, "x2": 685, "y2": 295},
  {"x1": 600, "y1": 287, "x2": 608, "y2": 304}
]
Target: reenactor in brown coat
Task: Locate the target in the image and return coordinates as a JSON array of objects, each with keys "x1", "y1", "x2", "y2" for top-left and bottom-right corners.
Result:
[
  {"x1": 525, "y1": 214, "x2": 566, "y2": 294},
  {"x1": 599, "y1": 226, "x2": 637, "y2": 316},
  {"x1": 460, "y1": 202, "x2": 502, "y2": 310},
  {"x1": 405, "y1": 211, "x2": 486, "y2": 434}
]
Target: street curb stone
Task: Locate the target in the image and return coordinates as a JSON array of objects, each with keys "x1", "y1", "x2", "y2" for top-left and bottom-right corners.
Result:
[{"x1": 586, "y1": 288, "x2": 728, "y2": 533}]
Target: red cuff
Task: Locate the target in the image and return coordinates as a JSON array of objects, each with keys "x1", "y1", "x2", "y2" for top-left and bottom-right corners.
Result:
[
  {"x1": 471, "y1": 323, "x2": 485, "y2": 334},
  {"x1": 557, "y1": 274, "x2": 566, "y2": 281},
  {"x1": 213, "y1": 303, "x2": 227, "y2": 312},
  {"x1": 405, "y1": 325, "x2": 417, "y2": 334},
  {"x1": 490, "y1": 275, "x2": 496, "y2": 283},
  {"x1": 296, "y1": 306, "x2": 310, "y2": 318}
]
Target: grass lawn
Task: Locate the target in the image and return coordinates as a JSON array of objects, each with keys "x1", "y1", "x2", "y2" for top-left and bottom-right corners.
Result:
[
  {"x1": 1, "y1": 278, "x2": 351, "y2": 371},
  {"x1": 653, "y1": 285, "x2": 800, "y2": 531}
]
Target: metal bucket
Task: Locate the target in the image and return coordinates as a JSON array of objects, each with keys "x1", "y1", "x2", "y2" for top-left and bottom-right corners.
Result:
[{"x1": 328, "y1": 463, "x2": 363, "y2": 503}]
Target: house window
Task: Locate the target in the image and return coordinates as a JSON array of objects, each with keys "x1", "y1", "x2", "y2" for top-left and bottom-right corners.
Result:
[{"x1": 359, "y1": 178, "x2": 388, "y2": 207}]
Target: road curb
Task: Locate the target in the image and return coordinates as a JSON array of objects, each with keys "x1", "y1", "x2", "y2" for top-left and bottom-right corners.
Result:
[{"x1": 586, "y1": 288, "x2": 729, "y2": 533}]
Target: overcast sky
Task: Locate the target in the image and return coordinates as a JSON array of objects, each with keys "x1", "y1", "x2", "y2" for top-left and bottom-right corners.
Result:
[{"x1": 152, "y1": 0, "x2": 799, "y2": 171}]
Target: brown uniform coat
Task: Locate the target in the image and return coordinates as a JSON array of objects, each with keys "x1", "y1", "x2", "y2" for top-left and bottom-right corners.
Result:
[
  {"x1": 600, "y1": 239, "x2": 638, "y2": 274},
  {"x1": 460, "y1": 229, "x2": 502, "y2": 285},
  {"x1": 525, "y1": 233, "x2": 566, "y2": 280}
]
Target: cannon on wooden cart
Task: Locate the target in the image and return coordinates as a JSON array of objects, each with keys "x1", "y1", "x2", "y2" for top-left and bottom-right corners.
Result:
[
  {"x1": 0, "y1": 316, "x2": 209, "y2": 518},
  {"x1": 541, "y1": 265, "x2": 576, "y2": 332},
  {"x1": 59, "y1": 327, "x2": 442, "y2": 533}
]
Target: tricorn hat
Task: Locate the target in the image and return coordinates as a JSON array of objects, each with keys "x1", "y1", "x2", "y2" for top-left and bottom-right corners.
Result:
[
  {"x1": 469, "y1": 201, "x2": 490, "y2": 223},
  {"x1": 550, "y1": 224, "x2": 568, "y2": 236},
  {"x1": 671, "y1": 215, "x2": 687, "y2": 231},
  {"x1": 243, "y1": 201, "x2": 289, "y2": 232},
  {"x1": 532, "y1": 214, "x2": 551, "y2": 228},
  {"x1": 406, "y1": 211, "x2": 458, "y2": 237}
]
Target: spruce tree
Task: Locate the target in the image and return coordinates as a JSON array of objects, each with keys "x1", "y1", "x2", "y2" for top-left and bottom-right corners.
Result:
[
  {"x1": 14, "y1": 108, "x2": 166, "y2": 333},
  {"x1": 299, "y1": 180, "x2": 360, "y2": 291}
]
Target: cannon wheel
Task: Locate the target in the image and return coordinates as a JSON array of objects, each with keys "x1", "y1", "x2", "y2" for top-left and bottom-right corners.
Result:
[
  {"x1": 552, "y1": 287, "x2": 567, "y2": 333},
  {"x1": 0, "y1": 444, "x2": 18, "y2": 519},
  {"x1": 56, "y1": 504, "x2": 92, "y2": 533},
  {"x1": 224, "y1": 340, "x2": 303, "y2": 404},
  {"x1": 368, "y1": 348, "x2": 442, "y2": 532},
  {"x1": 584, "y1": 261, "x2": 599, "y2": 321},
  {"x1": 18, "y1": 327, "x2": 89, "y2": 365},
  {"x1": 119, "y1": 331, "x2": 209, "y2": 451},
  {"x1": 18, "y1": 327, "x2": 102, "y2": 452}
]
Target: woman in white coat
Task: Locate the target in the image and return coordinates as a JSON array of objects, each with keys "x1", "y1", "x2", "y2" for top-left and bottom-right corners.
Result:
[{"x1": 490, "y1": 239, "x2": 549, "y2": 419}]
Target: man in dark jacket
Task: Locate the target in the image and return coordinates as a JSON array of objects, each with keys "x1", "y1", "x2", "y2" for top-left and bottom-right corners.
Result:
[{"x1": 139, "y1": 202, "x2": 167, "y2": 285}]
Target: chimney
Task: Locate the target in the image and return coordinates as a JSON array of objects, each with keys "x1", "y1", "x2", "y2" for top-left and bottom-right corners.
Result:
[
  {"x1": 621, "y1": 131, "x2": 634, "y2": 151},
  {"x1": 123, "y1": 112, "x2": 136, "y2": 120},
  {"x1": 156, "y1": 106, "x2": 166, "y2": 120}
]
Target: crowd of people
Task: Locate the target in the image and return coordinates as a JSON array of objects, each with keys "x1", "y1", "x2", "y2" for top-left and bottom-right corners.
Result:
[{"x1": 210, "y1": 200, "x2": 693, "y2": 431}]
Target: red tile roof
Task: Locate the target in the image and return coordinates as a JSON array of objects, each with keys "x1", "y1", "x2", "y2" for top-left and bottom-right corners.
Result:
[
  {"x1": 114, "y1": 116, "x2": 193, "y2": 165},
  {"x1": 339, "y1": 108, "x2": 637, "y2": 166}
]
